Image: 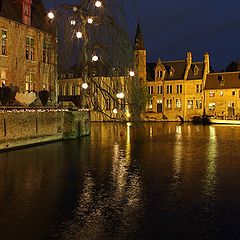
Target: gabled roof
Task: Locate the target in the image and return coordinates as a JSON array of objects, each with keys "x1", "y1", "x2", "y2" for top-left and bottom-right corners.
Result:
[
  {"x1": 163, "y1": 60, "x2": 186, "y2": 80},
  {"x1": 187, "y1": 62, "x2": 204, "y2": 80},
  {"x1": 0, "y1": 0, "x2": 49, "y2": 32},
  {"x1": 205, "y1": 72, "x2": 240, "y2": 90},
  {"x1": 133, "y1": 23, "x2": 145, "y2": 51}
]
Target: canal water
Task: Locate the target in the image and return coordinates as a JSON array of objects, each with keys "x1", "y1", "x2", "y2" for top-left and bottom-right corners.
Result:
[{"x1": 1, "y1": 122, "x2": 240, "y2": 240}]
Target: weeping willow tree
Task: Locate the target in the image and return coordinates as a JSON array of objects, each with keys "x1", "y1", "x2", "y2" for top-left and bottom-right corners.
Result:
[{"x1": 47, "y1": 0, "x2": 148, "y2": 121}]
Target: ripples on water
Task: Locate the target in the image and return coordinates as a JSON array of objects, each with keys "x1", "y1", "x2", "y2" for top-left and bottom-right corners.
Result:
[{"x1": 1, "y1": 122, "x2": 240, "y2": 239}]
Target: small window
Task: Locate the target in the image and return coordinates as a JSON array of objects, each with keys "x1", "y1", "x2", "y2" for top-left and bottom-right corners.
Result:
[
  {"x1": 187, "y1": 100, "x2": 194, "y2": 109},
  {"x1": 196, "y1": 100, "x2": 202, "y2": 109},
  {"x1": 169, "y1": 66, "x2": 175, "y2": 77},
  {"x1": 176, "y1": 99, "x2": 181, "y2": 108},
  {"x1": 220, "y1": 91, "x2": 224, "y2": 96},
  {"x1": 209, "y1": 91, "x2": 215, "y2": 97},
  {"x1": 232, "y1": 91, "x2": 236, "y2": 96},
  {"x1": 218, "y1": 75, "x2": 224, "y2": 85},
  {"x1": 148, "y1": 99, "x2": 153, "y2": 109},
  {"x1": 209, "y1": 103, "x2": 216, "y2": 110},
  {"x1": 166, "y1": 99, "x2": 172, "y2": 109},
  {"x1": 148, "y1": 86, "x2": 153, "y2": 95},
  {"x1": 167, "y1": 85, "x2": 172, "y2": 94},
  {"x1": 194, "y1": 65, "x2": 199, "y2": 75}
]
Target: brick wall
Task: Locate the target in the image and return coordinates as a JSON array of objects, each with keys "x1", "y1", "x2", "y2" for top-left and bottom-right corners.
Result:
[{"x1": 0, "y1": 110, "x2": 90, "y2": 151}]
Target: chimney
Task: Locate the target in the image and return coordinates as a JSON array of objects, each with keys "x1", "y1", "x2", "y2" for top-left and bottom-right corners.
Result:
[
  {"x1": 184, "y1": 51, "x2": 192, "y2": 79},
  {"x1": 186, "y1": 52, "x2": 192, "y2": 66},
  {"x1": 204, "y1": 52, "x2": 210, "y2": 74},
  {"x1": 22, "y1": 0, "x2": 32, "y2": 25}
]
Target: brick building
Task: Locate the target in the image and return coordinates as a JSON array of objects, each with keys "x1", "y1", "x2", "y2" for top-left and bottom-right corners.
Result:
[
  {"x1": 133, "y1": 24, "x2": 210, "y2": 121},
  {"x1": 0, "y1": 0, "x2": 57, "y2": 102}
]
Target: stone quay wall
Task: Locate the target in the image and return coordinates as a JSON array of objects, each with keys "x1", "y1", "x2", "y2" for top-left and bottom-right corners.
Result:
[{"x1": 0, "y1": 110, "x2": 90, "y2": 151}]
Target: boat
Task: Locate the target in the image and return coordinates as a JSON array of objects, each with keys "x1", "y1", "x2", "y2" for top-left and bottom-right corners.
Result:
[{"x1": 207, "y1": 117, "x2": 240, "y2": 125}]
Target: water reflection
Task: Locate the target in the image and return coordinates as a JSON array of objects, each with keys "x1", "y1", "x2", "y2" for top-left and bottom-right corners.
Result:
[
  {"x1": 55, "y1": 123, "x2": 144, "y2": 240},
  {"x1": 203, "y1": 126, "x2": 217, "y2": 197},
  {"x1": 2, "y1": 123, "x2": 240, "y2": 239}
]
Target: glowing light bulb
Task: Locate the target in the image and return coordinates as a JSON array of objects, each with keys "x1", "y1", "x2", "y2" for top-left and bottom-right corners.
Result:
[
  {"x1": 116, "y1": 92, "x2": 124, "y2": 99},
  {"x1": 76, "y1": 31, "x2": 83, "y2": 38},
  {"x1": 70, "y1": 20, "x2": 76, "y2": 25},
  {"x1": 129, "y1": 71, "x2": 135, "y2": 77},
  {"x1": 87, "y1": 18, "x2": 93, "y2": 24},
  {"x1": 95, "y1": 1, "x2": 102, "y2": 8},
  {"x1": 92, "y1": 55, "x2": 99, "y2": 62},
  {"x1": 82, "y1": 83, "x2": 88, "y2": 89},
  {"x1": 47, "y1": 11, "x2": 54, "y2": 19},
  {"x1": 113, "y1": 109, "x2": 118, "y2": 114},
  {"x1": 73, "y1": 6, "x2": 78, "y2": 12}
]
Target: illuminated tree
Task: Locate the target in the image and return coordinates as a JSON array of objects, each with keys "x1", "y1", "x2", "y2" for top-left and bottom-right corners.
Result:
[{"x1": 48, "y1": 0, "x2": 147, "y2": 121}]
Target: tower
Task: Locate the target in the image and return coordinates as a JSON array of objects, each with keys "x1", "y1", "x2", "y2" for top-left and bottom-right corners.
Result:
[
  {"x1": 21, "y1": 0, "x2": 32, "y2": 25},
  {"x1": 133, "y1": 23, "x2": 147, "y2": 82}
]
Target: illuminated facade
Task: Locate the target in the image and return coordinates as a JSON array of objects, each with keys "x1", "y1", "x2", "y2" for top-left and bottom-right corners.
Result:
[
  {"x1": 205, "y1": 71, "x2": 240, "y2": 117},
  {"x1": 133, "y1": 24, "x2": 210, "y2": 121},
  {"x1": 0, "y1": 0, "x2": 57, "y2": 101},
  {"x1": 58, "y1": 74, "x2": 127, "y2": 121}
]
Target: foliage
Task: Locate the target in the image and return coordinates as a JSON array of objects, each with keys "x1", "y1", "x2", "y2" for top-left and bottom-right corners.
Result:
[{"x1": 0, "y1": 85, "x2": 18, "y2": 106}]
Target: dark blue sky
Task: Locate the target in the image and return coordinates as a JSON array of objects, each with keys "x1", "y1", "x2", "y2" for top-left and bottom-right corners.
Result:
[{"x1": 43, "y1": 0, "x2": 240, "y2": 71}]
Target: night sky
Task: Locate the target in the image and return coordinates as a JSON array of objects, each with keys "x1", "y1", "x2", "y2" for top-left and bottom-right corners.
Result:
[{"x1": 43, "y1": 0, "x2": 240, "y2": 71}]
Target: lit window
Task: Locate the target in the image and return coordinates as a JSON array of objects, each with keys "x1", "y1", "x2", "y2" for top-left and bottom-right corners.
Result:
[
  {"x1": 25, "y1": 72, "x2": 36, "y2": 92},
  {"x1": 196, "y1": 100, "x2": 202, "y2": 109},
  {"x1": 42, "y1": 73, "x2": 50, "y2": 90},
  {"x1": 196, "y1": 84, "x2": 202, "y2": 93},
  {"x1": 166, "y1": 99, "x2": 172, "y2": 109},
  {"x1": 209, "y1": 91, "x2": 215, "y2": 97},
  {"x1": 26, "y1": 36, "x2": 35, "y2": 61},
  {"x1": 220, "y1": 91, "x2": 224, "y2": 96},
  {"x1": 148, "y1": 99, "x2": 153, "y2": 109},
  {"x1": 187, "y1": 100, "x2": 193, "y2": 109},
  {"x1": 176, "y1": 99, "x2": 181, "y2": 108},
  {"x1": 1, "y1": 30, "x2": 7, "y2": 55},
  {"x1": 194, "y1": 65, "x2": 199, "y2": 75},
  {"x1": 209, "y1": 103, "x2": 216, "y2": 110},
  {"x1": 169, "y1": 67, "x2": 174, "y2": 77},
  {"x1": 43, "y1": 42, "x2": 52, "y2": 64},
  {"x1": 218, "y1": 75, "x2": 225, "y2": 85}
]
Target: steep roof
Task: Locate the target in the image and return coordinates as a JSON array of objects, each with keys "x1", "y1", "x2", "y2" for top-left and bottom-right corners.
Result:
[
  {"x1": 187, "y1": 62, "x2": 205, "y2": 80},
  {"x1": 163, "y1": 60, "x2": 186, "y2": 80},
  {"x1": 205, "y1": 72, "x2": 240, "y2": 90},
  {"x1": 133, "y1": 23, "x2": 145, "y2": 51},
  {"x1": 0, "y1": 0, "x2": 49, "y2": 32}
]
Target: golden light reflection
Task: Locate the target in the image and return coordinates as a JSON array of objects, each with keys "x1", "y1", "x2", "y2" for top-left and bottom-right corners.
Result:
[
  {"x1": 204, "y1": 126, "x2": 217, "y2": 197},
  {"x1": 149, "y1": 126, "x2": 153, "y2": 138},
  {"x1": 173, "y1": 125, "x2": 183, "y2": 181}
]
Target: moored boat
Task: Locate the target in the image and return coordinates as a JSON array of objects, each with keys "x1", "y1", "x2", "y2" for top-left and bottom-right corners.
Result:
[{"x1": 208, "y1": 117, "x2": 240, "y2": 125}]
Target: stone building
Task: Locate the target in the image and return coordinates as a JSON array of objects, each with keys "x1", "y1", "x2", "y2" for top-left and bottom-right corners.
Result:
[
  {"x1": 204, "y1": 72, "x2": 240, "y2": 117},
  {"x1": 0, "y1": 0, "x2": 57, "y2": 102},
  {"x1": 133, "y1": 24, "x2": 210, "y2": 121}
]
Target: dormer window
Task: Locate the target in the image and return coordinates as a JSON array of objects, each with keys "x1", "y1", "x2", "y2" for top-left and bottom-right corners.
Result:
[
  {"x1": 158, "y1": 70, "x2": 162, "y2": 78},
  {"x1": 218, "y1": 75, "x2": 224, "y2": 85},
  {"x1": 194, "y1": 65, "x2": 199, "y2": 76},
  {"x1": 169, "y1": 66, "x2": 174, "y2": 77}
]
